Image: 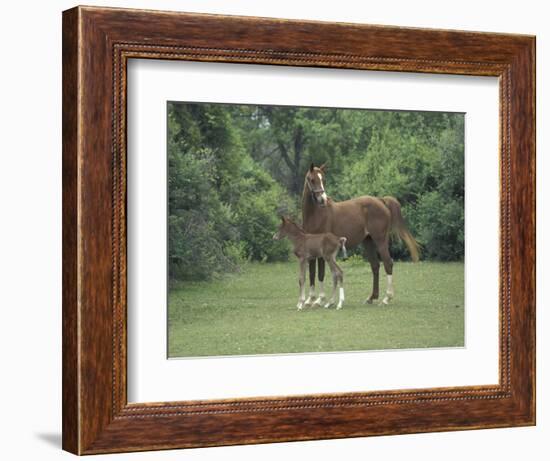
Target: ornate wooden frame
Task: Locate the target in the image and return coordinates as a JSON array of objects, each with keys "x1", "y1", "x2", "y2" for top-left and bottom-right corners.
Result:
[{"x1": 62, "y1": 5, "x2": 535, "y2": 455}]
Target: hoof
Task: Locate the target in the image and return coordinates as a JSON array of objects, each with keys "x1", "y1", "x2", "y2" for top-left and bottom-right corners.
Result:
[
  {"x1": 381, "y1": 296, "x2": 390, "y2": 305},
  {"x1": 313, "y1": 297, "x2": 325, "y2": 307},
  {"x1": 365, "y1": 298, "x2": 374, "y2": 305},
  {"x1": 324, "y1": 301, "x2": 334, "y2": 309},
  {"x1": 297, "y1": 302, "x2": 304, "y2": 310},
  {"x1": 304, "y1": 297, "x2": 314, "y2": 306},
  {"x1": 336, "y1": 302, "x2": 344, "y2": 310}
]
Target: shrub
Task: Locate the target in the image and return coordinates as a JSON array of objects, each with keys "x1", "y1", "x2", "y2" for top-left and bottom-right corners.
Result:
[
  {"x1": 412, "y1": 192, "x2": 464, "y2": 261},
  {"x1": 232, "y1": 157, "x2": 296, "y2": 262}
]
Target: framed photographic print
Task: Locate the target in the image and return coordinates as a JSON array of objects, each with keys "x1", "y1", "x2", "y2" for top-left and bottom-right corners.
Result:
[{"x1": 62, "y1": 5, "x2": 535, "y2": 455}]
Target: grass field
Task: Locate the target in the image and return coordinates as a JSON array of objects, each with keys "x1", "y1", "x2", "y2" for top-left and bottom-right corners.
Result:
[{"x1": 168, "y1": 259, "x2": 464, "y2": 358}]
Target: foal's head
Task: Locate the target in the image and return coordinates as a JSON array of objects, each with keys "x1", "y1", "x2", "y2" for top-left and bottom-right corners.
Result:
[
  {"x1": 273, "y1": 216, "x2": 303, "y2": 241},
  {"x1": 304, "y1": 163, "x2": 328, "y2": 207}
]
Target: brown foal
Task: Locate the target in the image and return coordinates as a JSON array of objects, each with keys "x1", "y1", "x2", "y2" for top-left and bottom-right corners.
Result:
[{"x1": 273, "y1": 216, "x2": 347, "y2": 310}]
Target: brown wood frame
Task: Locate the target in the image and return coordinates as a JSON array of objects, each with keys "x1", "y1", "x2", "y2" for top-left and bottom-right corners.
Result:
[{"x1": 62, "y1": 5, "x2": 536, "y2": 455}]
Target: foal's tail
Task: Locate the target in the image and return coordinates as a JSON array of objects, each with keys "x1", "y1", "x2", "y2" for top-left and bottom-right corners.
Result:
[
  {"x1": 339, "y1": 237, "x2": 348, "y2": 261},
  {"x1": 382, "y1": 196, "x2": 420, "y2": 262}
]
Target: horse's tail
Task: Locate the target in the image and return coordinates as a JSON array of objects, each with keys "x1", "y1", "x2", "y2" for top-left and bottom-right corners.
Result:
[
  {"x1": 382, "y1": 196, "x2": 420, "y2": 262},
  {"x1": 339, "y1": 237, "x2": 348, "y2": 260}
]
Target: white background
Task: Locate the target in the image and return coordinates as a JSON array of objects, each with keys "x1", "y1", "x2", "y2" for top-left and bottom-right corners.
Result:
[
  {"x1": 128, "y1": 60, "x2": 499, "y2": 402},
  {"x1": 0, "y1": 1, "x2": 546, "y2": 460}
]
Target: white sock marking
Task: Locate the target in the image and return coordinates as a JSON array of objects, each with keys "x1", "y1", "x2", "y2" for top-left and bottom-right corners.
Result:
[
  {"x1": 382, "y1": 275, "x2": 394, "y2": 305},
  {"x1": 304, "y1": 285, "x2": 315, "y2": 305},
  {"x1": 313, "y1": 281, "x2": 325, "y2": 306},
  {"x1": 387, "y1": 274, "x2": 394, "y2": 297},
  {"x1": 337, "y1": 287, "x2": 344, "y2": 309}
]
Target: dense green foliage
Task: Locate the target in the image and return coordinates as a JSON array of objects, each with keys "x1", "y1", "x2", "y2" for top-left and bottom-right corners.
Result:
[
  {"x1": 168, "y1": 102, "x2": 464, "y2": 281},
  {"x1": 168, "y1": 104, "x2": 295, "y2": 281}
]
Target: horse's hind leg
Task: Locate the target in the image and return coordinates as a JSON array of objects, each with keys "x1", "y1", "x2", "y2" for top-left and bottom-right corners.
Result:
[
  {"x1": 297, "y1": 259, "x2": 307, "y2": 310},
  {"x1": 364, "y1": 237, "x2": 380, "y2": 304},
  {"x1": 334, "y1": 261, "x2": 345, "y2": 310},
  {"x1": 374, "y1": 237, "x2": 394, "y2": 305},
  {"x1": 304, "y1": 259, "x2": 316, "y2": 306},
  {"x1": 324, "y1": 258, "x2": 339, "y2": 308},
  {"x1": 312, "y1": 258, "x2": 326, "y2": 306}
]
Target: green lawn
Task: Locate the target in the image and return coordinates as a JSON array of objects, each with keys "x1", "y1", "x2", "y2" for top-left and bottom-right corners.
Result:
[{"x1": 168, "y1": 260, "x2": 464, "y2": 357}]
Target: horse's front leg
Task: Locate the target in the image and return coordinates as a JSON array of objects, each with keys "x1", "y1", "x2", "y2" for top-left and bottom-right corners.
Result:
[
  {"x1": 297, "y1": 259, "x2": 307, "y2": 310},
  {"x1": 304, "y1": 259, "x2": 316, "y2": 306},
  {"x1": 312, "y1": 258, "x2": 326, "y2": 306}
]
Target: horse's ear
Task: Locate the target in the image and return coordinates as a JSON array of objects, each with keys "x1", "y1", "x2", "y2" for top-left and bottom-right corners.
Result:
[
  {"x1": 319, "y1": 162, "x2": 328, "y2": 172},
  {"x1": 309, "y1": 162, "x2": 315, "y2": 172}
]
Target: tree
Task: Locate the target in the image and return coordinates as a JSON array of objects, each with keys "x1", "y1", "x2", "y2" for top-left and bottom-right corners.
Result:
[
  {"x1": 167, "y1": 102, "x2": 466, "y2": 282},
  {"x1": 168, "y1": 103, "x2": 297, "y2": 282}
]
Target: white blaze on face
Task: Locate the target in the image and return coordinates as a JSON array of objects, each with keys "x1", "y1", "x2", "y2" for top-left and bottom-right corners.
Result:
[{"x1": 318, "y1": 173, "x2": 328, "y2": 203}]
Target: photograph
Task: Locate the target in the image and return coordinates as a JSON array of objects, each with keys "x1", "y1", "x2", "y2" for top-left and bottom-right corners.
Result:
[
  {"x1": 167, "y1": 102, "x2": 465, "y2": 358},
  {"x1": 0, "y1": 0, "x2": 541, "y2": 458}
]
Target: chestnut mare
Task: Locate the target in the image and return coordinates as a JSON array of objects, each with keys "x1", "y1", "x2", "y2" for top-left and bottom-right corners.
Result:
[{"x1": 302, "y1": 163, "x2": 419, "y2": 305}]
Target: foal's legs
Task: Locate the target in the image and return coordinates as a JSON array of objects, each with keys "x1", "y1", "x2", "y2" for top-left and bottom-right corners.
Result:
[
  {"x1": 324, "y1": 258, "x2": 344, "y2": 309},
  {"x1": 334, "y1": 261, "x2": 345, "y2": 310},
  {"x1": 312, "y1": 258, "x2": 326, "y2": 306},
  {"x1": 323, "y1": 259, "x2": 337, "y2": 308},
  {"x1": 364, "y1": 237, "x2": 380, "y2": 304},
  {"x1": 374, "y1": 237, "x2": 394, "y2": 305},
  {"x1": 304, "y1": 260, "x2": 316, "y2": 306},
  {"x1": 297, "y1": 259, "x2": 307, "y2": 310}
]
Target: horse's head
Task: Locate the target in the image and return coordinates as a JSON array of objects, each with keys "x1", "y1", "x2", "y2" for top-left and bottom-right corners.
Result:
[
  {"x1": 273, "y1": 216, "x2": 290, "y2": 240},
  {"x1": 273, "y1": 216, "x2": 301, "y2": 240},
  {"x1": 305, "y1": 163, "x2": 328, "y2": 207}
]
